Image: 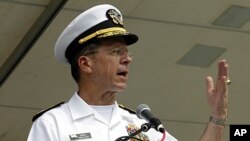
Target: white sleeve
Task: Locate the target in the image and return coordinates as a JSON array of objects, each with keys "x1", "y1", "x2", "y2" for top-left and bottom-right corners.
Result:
[{"x1": 27, "y1": 118, "x2": 58, "y2": 141}]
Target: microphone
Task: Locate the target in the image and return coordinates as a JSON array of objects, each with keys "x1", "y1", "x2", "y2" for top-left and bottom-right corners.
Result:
[{"x1": 136, "y1": 104, "x2": 165, "y2": 133}]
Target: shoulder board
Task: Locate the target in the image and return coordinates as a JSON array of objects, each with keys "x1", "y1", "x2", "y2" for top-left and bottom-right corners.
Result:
[
  {"x1": 118, "y1": 104, "x2": 136, "y2": 114},
  {"x1": 32, "y1": 102, "x2": 65, "y2": 122}
]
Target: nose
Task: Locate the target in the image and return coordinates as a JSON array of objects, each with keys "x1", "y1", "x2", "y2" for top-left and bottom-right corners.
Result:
[{"x1": 121, "y1": 52, "x2": 132, "y2": 64}]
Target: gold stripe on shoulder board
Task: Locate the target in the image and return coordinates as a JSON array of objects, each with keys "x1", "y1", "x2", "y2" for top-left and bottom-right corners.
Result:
[
  {"x1": 32, "y1": 102, "x2": 65, "y2": 122},
  {"x1": 118, "y1": 104, "x2": 136, "y2": 114}
]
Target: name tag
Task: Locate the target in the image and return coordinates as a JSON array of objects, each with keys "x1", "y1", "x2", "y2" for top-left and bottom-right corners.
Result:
[{"x1": 69, "y1": 133, "x2": 92, "y2": 140}]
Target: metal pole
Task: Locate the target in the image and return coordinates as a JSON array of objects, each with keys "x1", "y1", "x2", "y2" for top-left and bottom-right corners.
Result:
[{"x1": 0, "y1": 0, "x2": 68, "y2": 87}]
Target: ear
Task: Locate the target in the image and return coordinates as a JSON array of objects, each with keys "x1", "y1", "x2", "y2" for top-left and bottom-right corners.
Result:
[{"x1": 78, "y1": 56, "x2": 92, "y2": 74}]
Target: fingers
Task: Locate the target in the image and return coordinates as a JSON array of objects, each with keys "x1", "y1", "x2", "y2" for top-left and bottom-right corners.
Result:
[
  {"x1": 206, "y1": 60, "x2": 229, "y2": 120},
  {"x1": 218, "y1": 75, "x2": 228, "y2": 93},
  {"x1": 217, "y1": 59, "x2": 229, "y2": 80},
  {"x1": 206, "y1": 76, "x2": 214, "y2": 94}
]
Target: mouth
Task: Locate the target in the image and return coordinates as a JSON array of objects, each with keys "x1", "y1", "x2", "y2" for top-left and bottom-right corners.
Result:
[{"x1": 117, "y1": 71, "x2": 128, "y2": 78}]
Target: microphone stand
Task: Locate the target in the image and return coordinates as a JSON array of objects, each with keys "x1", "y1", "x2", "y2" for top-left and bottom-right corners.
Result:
[{"x1": 115, "y1": 123, "x2": 151, "y2": 141}]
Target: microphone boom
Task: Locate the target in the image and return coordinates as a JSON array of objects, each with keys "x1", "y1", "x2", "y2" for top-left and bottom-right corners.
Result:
[{"x1": 136, "y1": 104, "x2": 165, "y2": 133}]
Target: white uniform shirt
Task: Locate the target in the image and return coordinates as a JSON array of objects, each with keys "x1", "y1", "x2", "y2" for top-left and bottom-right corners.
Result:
[{"x1": 28, "y1": 92, "x2": 178, "y2": 141}]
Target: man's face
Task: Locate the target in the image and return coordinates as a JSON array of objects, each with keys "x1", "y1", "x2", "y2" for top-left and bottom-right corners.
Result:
[{"x1": 89, "y1": 38, "x2": 133, "y2": 92}]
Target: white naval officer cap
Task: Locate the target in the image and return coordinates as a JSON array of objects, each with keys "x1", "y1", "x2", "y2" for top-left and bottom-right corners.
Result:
[{"x1": 55, "y1": 4, "x2": 138, "y2": 64}]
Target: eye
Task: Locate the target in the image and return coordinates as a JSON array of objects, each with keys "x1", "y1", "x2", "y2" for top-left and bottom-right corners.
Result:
[
  {"x1": 111, "y1": 48, "x2": 122, "y2": 55},
  {"x1": 109, "y1": 48, "x2": 130, "y2": 57}
]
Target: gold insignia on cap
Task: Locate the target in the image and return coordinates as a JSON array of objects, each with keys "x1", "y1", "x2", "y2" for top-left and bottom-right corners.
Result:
[
  {"x1": 78, "y1": 27, "x2": 126, "y2": 44},
  {"x1": 97, "y1": 30, "x2": 126, "y2": 38},
  {"x1": 106, "y1": 9, "x2": 124, "y2": 25}
]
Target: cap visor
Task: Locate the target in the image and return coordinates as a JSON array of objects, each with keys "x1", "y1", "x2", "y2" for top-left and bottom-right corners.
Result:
[
  {"x1": 122, "y1": 33, "x2": 139, "y2": 45},
  {"x1": 97, "y1": 32, "x2": 138, "y2": 45}
]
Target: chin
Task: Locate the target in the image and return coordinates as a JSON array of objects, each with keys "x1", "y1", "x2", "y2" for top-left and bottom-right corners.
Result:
[{"x1": 113, "y1": 84, "x2": 127, "y2": 92}]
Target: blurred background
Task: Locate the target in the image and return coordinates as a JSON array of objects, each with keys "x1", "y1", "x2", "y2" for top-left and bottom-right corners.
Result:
[{"x1": 1, "y1": 0, "x2": 250, "y2": 140}]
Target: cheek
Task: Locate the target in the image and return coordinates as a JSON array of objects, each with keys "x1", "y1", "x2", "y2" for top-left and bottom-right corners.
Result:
[
  {"x1": 104, "y1": 62, "x2": 116, "y2": 77},
  {"x1": 96, "y1": 61, "x2": 116, "y2": 79},
  {"x1": 92, "y1": 56, "x2": 119, "y2": 82}
]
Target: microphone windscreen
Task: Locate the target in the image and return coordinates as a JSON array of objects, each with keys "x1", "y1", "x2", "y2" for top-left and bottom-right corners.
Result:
[{"x1": 136, "y1": 104, "x2": 150, "y2": 119}]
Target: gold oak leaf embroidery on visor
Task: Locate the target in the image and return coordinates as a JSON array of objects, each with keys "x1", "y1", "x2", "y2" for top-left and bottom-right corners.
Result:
[{"x1": 97, "y1": 30, "x2": 126, "y2": 38}]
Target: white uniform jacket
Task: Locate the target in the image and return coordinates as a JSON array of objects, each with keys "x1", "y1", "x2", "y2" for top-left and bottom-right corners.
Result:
[{"x1": 28, "y1": 92, "x2": 177, "y2": 141}]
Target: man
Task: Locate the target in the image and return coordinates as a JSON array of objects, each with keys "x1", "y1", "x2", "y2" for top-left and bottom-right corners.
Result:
[{"x1": 28, "y1": 4, "x2": 229, "y2": 141}]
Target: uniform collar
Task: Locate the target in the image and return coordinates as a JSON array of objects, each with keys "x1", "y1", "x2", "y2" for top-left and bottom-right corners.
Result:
[
  {"x1": 110, "y1": 101, "x2": 123, "y2": 126},
  {"x1": 68, "y1": 92, "x2": 95, "y2": 120},
  {"x1": 68, "y1": 92, "x2": 124, "y2": 125}
]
